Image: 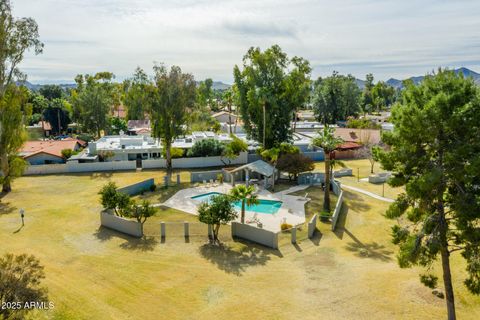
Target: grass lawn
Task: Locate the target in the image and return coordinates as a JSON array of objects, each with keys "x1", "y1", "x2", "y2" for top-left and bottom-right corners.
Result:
[
  {"x1": 0, "y1": 170, "x2": 479, "y2": 319},
  {"x1": 314, "y1": 158, "x2": 405, "y2": 199}
]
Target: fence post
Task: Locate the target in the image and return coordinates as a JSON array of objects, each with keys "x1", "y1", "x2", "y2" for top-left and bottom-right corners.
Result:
[
  {"x1": 161, "y1": 222, "x2": 166, "y2": 238},
  {"x1": 177, "y1": 174, "x2": 181, "y2": 185},
  {"x1": 291, "y1": 227, "x2": 297, "y2": 244},
  {"x1": 184, "y1": 221, "x2": 189, "y2": 237},
  {"x1": 163, "y1": 175, "x2": 169, "y2": 187}
]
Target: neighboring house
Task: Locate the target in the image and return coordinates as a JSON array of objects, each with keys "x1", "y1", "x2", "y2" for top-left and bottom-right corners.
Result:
[
  {"x1": 212, "y1": 111, "x2": 237, "y2": 124},
  {"x1": 26, "y1": 121, "x2": 52, "y2": 138},
  {"x1": 296, "y1": 110, "x2": 316, "y2": 121},
  {"x1": 112, "y1": 104, "x2": 127, "y2": 119},
  {"x1": 127, "y1": 120, "x2": 151, "y2": 136},
  {"x1": 20, "y1": 139, "x2": 84, "y2": 165}
]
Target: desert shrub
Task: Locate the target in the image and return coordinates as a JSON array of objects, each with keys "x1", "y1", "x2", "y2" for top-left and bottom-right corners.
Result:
[
  {"x1": 149, "y1": 184, "x2": 157, "y2": 192},
  {"x1": 187, "y1": 139, "x2": 225, "y2": 157},
  {"x1": 346, "y1": 118, "x2": 381, "y2": 129}
]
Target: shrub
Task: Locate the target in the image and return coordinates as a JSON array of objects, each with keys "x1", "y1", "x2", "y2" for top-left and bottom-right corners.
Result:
[
  {"x1": 320, "y1": 211, "x2": 331, "y2": 222},
  {"x1": 162, "y1": 147, "x2": 184, "y2": 159},
  {"x1": 223, "y1": 135, "x2": 248, "y2": 159},
  {"x1": 346, "y1": 118, "x2": 381, "y2": 129},
  {"x1": 149, "y1": 184, "x2": 157, "y2": 192},
  {"x1": 281, "y1": 223, "x2": 293, "y2": 231},
  {"x1": 187, "y1": 139, "x2": 225, "y2": 157}
]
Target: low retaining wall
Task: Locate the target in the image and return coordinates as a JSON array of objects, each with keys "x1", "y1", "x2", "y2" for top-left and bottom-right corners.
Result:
[
  {"x1": 24, "y1": 161, "x2": 137, "y2": 175},
  {"x1": 308, "y1": 214, "x2": 318, "y2": 238},
  {"x1": 368, "y1": 172, "x2": 391, "y2": 184},
  {"x1": 231, "y1": 222, "x2": 278, "y2": 249},
  {"x1": 330, "y1": 180, "x2": 344, "y2": 231},
  {"x1": 333, "y1": 168, "x2": 353, "y2": 177},
  {"x1": 117, "y1": 178, "x2": 154, "y2": 196},
  {"x1": 100, "y1": 211, "x2": 143, "y2": 237}
]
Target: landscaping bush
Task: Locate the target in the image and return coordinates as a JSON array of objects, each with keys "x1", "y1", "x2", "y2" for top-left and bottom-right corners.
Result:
[
  {"x1": 161, "y1": 147, "x2": 184, "y2": 159},
  {"x1": 320, "y1": 211, "x2": 331, "y2": 222},
  {"x1": 61, "y1": 148, "x2": 78, "y2": 159},
  {"x1": 346, "y1": 118, "x2": 381, "y2": 129},
  {"x1": 187, "y1": 139, "x2": 225, "y2": 157},
  {"x1": 149, "y1": 184, "x2": 157, "y2": 192}
]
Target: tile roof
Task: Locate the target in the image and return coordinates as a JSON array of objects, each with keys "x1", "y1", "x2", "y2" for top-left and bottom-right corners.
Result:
[{"x1": 21, "y1": 140, "x2": 81, "y2": 159}]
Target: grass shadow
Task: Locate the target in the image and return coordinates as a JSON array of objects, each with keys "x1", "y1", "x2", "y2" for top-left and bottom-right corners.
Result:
[
  {"x1": 90, "y1": 172, "x2": 113, "y2": 180},
  {"x1": 344, "y1": 228, "x2": 393, "y2": 262},
  {"x1": 13, "y1": 225, "x2": 24, "y2": 234},
  {"x1": 343, "y1": 190, "x2": 372, "y2": 212},
  {"x1": 199, "y1": 242, "x2": 275, "y2": 276}
]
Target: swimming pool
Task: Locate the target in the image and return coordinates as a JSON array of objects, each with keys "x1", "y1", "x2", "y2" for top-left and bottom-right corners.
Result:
[{"x1": 191, "y1": 192, "x2": 282, "y2": 214}]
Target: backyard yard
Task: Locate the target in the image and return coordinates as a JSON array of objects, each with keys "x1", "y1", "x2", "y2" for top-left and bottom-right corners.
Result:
[{"x1": 0, "y1": 168, "x2": 479, "y2": 319}]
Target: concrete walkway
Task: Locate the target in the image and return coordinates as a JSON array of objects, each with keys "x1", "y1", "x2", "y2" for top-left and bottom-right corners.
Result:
[{"x1": 341, "y1": 184, "x2": 395, "y2": 203}]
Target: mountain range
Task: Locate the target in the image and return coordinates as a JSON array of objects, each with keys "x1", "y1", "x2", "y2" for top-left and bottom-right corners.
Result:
[{"x1": 17, "y1": 67, "x2": 480, "y2": 91}]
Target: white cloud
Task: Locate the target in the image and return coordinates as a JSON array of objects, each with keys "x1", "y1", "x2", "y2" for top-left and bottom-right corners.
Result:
[{"x1": 12, "y1": 0, "x2": 480, "y2": 83}]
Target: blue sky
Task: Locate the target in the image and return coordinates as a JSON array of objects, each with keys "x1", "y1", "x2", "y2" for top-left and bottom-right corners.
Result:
[{"x1": 13, "y1": 0, "x2": 480, "y2": 84}]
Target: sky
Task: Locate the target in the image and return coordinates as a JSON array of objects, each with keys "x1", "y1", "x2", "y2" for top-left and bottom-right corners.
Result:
[{"x1": 12, "y1": 0, "x2": 480, "y2": 84}]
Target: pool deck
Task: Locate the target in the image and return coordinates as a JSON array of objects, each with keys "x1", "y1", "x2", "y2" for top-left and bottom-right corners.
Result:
[{"x1": 161, "y1": 183, "x2": 309, "y2": 232}]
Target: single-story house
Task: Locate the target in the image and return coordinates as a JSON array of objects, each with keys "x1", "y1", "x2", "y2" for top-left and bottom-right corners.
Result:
[
  {"x1": 212, "y1": 111, "x2": 237, "y2": 124},
  {"x1": 26, "y1": 121, "x2": 52, "y2": 138},
  {"x1": 20, "y1": 139, "x2": 84, "y2": 165},
  {"x1": 127, "y1": 120, "x2": 151, "y2": 136}
]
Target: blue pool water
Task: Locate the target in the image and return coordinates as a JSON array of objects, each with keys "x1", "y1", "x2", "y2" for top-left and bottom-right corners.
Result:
[{"x1": 191, "y1": 192, "x2": 282, "y2": 214}]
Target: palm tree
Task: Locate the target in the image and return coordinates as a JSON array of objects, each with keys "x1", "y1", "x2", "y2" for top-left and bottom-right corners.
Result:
[
  {"x1": 311, "y1": 125, "x2": 344, "y2": 212},
  {"x1": 229, "y1": 185, "x2": 259, "y2": 224}
]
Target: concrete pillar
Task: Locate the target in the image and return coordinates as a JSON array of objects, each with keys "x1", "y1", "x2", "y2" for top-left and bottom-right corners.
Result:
[
  {"x1": 245, "y1": 169, "x2": 249, "y2": 186},
  {"x1": 291, "y1": 227, "x2": 297, "y2": 244},
  {"x1": 160, "y1": 222, "x2": 166, "y2": 238},
  {"x1": 184, "y1": 221, "x2": 189, "y2": 237},
  {"x1": 264, "y1": 176, "x2": 268, "y2": 188},
  {"x1": 177, "y1": 174, "x2": 180, "y2": 185},
  {"x1": 231, "y1": 173, "x2": 235, "y2": 186}
]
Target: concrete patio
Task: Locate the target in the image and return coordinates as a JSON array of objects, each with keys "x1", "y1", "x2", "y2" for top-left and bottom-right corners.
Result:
[{"x1": 161, "y1": 183, "x2": 309, "y2": 232}]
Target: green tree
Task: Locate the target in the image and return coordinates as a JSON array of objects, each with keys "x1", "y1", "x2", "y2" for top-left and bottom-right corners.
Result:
[
  {"x1": 371, "y1": 81, "x2": 395, "y2": 112},
  {"x1": 148, "y1": 64, "x2": 196, "y2": 174},
  {"x1": 39, "y1": 84, "x2": 64, "y2": 100},
  {"x1": 42, "y1": 98, "x2": 71, "y2": 135},
  {"x1": 187, "y1": 139, "x2": 225, "y2": 157},
  {"x1": 0, "y1": 253, "x2": 48, "y2": 320},
  {"x1": 126, "y1": 200, "x2": 157, "y2": 233},
  {"x1": 312, "y1": 71, "x2": 360, "y2": 124},
  {"x1": 233, "y1": 45, "x2": 311, "y2": 148},
  {"x1": 0, "y1": 86, "x2": 29, "y2": 193},
  {"x1": 108, "y1": 117, "x2": 127, "y2": 135},
  {"x1": 72, "y1": 72, "x2": 116, "y2": 138},
  {"x1": 311, "y1": 125, "x2": 344, "y2": 212},
  {"x1": 198, "y1": 194, "x2": 237, "y2": 243},
  {"x1": 360, "y1": 73, "x2": 375, "y2": 115},
  {"x1": 229, "y1": 185, "x2": 259, "y2": 224},
  {"x1": 123, "y1": 67, "x2": 151, "y2": 120},
  {"x1": 0, "y1": 1, "x2": 42, "y2": 193},
  {"x1": 197, "y1": 78, "x2": 214, "y2": 108},
  {"x1": 377, "y1": 70, "x2": 480, "y2": 320}
]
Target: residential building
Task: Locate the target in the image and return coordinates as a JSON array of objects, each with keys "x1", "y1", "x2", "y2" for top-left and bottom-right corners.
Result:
[{"x1": 20, "y1": 139, "x2": 85, "y2": 165}]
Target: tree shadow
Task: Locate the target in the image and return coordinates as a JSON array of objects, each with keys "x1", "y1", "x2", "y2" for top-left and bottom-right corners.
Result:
[
  {"x1": 343, "y1": 190, "x2": 372, "y2": 212},
  {"x1": 93, "y1": 226, "x2": 158, "y2": 251},
  {"x1": 0, "y1": 201, "x2": 16, "y2": 215},
  {"x1": 199, "y1": 242, "x2": 275, "y2": 276},
  {"x1": 343, "y1": 228, "x2": 393, "y2": 262}
]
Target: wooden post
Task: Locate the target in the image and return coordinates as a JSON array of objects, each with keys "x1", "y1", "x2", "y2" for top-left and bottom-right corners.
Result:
[
  {"x1": 177, "y1": 174, "x2": 180, "y2": 185},
  {"x1": 291, "y1": 227, "x2": 297, "y2": 244}
]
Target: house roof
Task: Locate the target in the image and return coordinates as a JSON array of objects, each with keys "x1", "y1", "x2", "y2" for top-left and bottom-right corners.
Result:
[
  {"x1": 127, "y1": 119, "x2": 151, "y2": 129},
  {"x1": 337, "y1": 141, "x2": 362, "y2": 150},
  {"x1": 211, "y1": 111, "x2": 236, "y2": 119},
  {"x1": 112, "y1": 104, "x2": 127, "y2": 119},
  {"x1": 334, "y1": 128, "x2": 381, "y2": 145},
  {"x1": 20, "y1": 140, "x2": 81, "y2": 159}
]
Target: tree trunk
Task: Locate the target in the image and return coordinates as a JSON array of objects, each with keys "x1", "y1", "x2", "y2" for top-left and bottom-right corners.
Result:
[
  {"x1": 263, "y1": 103, "x2": 266, "y2": 147},
  {"x1": 323, "y1": 152, "x2": 331, "y2": 212},
  {"x1": 438, "y1": 202, "x2": 456, "y2": 320},
  {"x1": 271, "y1": 164, "x2": 276, "y2": 192},
  {"x1": 370, "y1": 160, "x2": 375, "y2": 174},
  {"x1": 165, "y1": 141, "x2": 172, "y2": 179},
  {"x1": 241, "y1": 200, "x2": 245, "y2": 224},
  {"x1": 0, "y1": 153, "x2": 11, "y2": 193}
]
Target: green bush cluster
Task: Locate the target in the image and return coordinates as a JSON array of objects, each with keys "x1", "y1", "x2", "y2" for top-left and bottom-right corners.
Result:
[{"x1": 346, "y1": 118, "x2": 381, "y2": 129}]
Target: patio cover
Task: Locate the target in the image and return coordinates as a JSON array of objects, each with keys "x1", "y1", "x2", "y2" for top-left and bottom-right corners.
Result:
[{"x1": 229, "y1": 160, "x2": 275, "y2": 177}]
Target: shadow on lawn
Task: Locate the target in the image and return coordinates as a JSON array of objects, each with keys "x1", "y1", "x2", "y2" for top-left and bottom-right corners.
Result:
[
  {"x1": 94, "y1": 226, "x2": 158, "y2": 251},
  {"x1": 199, "y1": 241, "x2": 278, "y2": 276},
  {"x1": 0, "y1": 200, "x2": 16, "y2": 215},
  {"x1": 343, "y1": 229, "x2": 393, "y2": 262},
  {"x1": 90, "y1": 172, "x2": 113, "y2": 180}
]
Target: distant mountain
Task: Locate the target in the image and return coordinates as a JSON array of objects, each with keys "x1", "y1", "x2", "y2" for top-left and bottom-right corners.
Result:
[
  {"x1": 385, "y1": 67, "x2": 480, "y2": 89},
  {"x1": 16, "y1": 80, "x2": 77, "y2": 91},
  {"x1": 212, "y1": 81, "x2": 231, "y2": 91}
]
